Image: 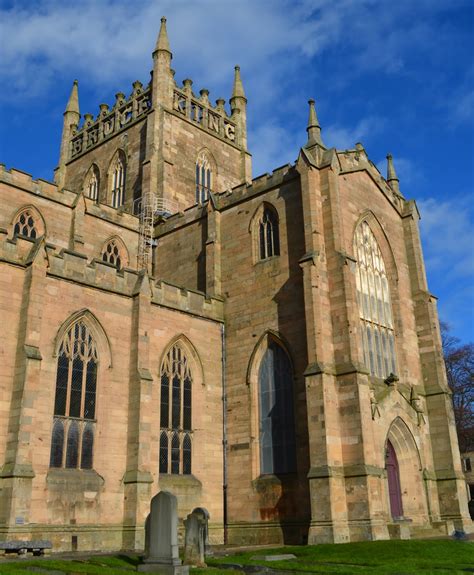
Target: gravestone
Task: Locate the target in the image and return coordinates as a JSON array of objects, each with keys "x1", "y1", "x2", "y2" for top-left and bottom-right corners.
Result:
[
  {"x1": 183, "y1": 511, "x2": 206, "y2": 567},
  {"x1": 138, "y1": 491, "x2": 189, "y2": 574},
  {"x1": 192, "y1": 507, "x2": 212, "y2": 556}
]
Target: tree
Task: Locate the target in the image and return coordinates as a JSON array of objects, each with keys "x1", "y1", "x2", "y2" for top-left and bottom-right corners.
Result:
[{"x1": 441, "y1": 322, "x2": 474, "y2": 453}]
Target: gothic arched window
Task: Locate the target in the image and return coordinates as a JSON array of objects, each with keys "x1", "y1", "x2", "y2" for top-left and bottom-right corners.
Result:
[
  {"x1": 354, "y1": 221, "x2": 396, "y2": 378},
  {"x1": 258, "y1": 206, "x2": 280, "y2": 260},
  {"x1": 110, "y1": 153, "x2": 126, "y2": 208},
  {"x1": 258, "y1": 340, "x2": 296, "y2": 475},
  {"x1": 84, "y1": 165, "x2": 100, "y2": 201},
  {"x1": 159, "y1": 343, "x2": 193, "y2": 475},
  {"x1": 101, "y1": 238, "x2": 123, "y2": 269},
  {"x1": 49, "y1": 321, "x2": 98, "y2": 469},
  {"x1": 195, "y1": 151, "x2": 212, "y2": 204},
  {"x1": 13, "y1": 209, "x2": 37, "y2": 239}
]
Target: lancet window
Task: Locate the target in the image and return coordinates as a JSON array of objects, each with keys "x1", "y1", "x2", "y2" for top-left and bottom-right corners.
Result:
[
  {"x1": 258, "y1": 340, "x2": 296, "y2": 475},
  {"x1": 85, "y1": 165, "x2": 100, "y2": 201},
  {"x1": 101, "y1": 239, "x2": 123, "y2": 269},
  {"x1": 259, "y1": 206, "x2": 280, "y2": 260},
  {"x1": 110, "y1": 155, "x2": 126, "y2": 208},
  {"x1": 354, "y1": 221, "x2": 397, "y2": 378},
  {"x1": 195, "y1": 152, "x2": 212, "y2": 204},
  {"x1": 13, "y1": 210, "x2": 37, "y2": 239},
  {"x1": 49, "y1": 321, "x2": 98, "y2": 469},
  {"x1": 159, "y1": 343, "x2": 193, "y2": 475}
]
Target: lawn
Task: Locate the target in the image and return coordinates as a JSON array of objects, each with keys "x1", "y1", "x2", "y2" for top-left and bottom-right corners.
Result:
[{"x1": 0, "y1": 540, "x2": 472, "y2": 575}]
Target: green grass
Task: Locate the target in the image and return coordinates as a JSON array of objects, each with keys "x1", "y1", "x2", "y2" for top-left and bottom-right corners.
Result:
[
  {"x1": 0, "y1": 540, "x2": 472, "y2": 575},
  {"x1": 208, "y1": 539, "x2": 474, "y2": 574}
]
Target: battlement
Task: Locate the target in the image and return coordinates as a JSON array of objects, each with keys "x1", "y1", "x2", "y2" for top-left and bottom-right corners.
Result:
[
  {"x1": 69, "y1": 81, "x2": 152, "y2": 161},
  {"x1": 0, "y1": 234, "x2": 223, "y2": 321},
  {"x1": 172, "y1": 79, "x2": 238, "y2": 146}
]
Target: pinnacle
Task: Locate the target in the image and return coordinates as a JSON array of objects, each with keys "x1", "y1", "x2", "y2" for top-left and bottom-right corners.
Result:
[
  {"x1": 154, "y1": 16, "x2": 172, "y2": 55},
  {"x1": 386, "y1": 153, "x2": 399, "y2": 182},
  {"x1": 306, "y1": 99, "x2": 325, "y2": 148},
  {"x1": 231, "y1": 65, "x2": 246, "y2": 100},
  {"x1": 65, "y1": 79, "x2": 80, "y2": 116}
]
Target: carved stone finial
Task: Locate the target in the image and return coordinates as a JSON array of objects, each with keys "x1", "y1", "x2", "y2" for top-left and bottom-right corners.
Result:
[
  {"x1": 83, "y1": 113, "x2": 94, "y2": 126},
  {"x1": 132, "y1": 80, "x2": 143, "y2": 95},
  {"x1": 154, "y1": 16, "x2": 172, "y2": 55},
  {"x1": 183, "y1": 79, "x2": 193, "y2": 95},
  {"x1": 386, "y1": 153, "x2": 400, "y2": 195},
  {"x1": 200, "y1": 89, "x2": 209, "y2": 104},
  {"x1": 65, "y1": 79, "x2": 80, "y2": 117},
  {"x1": 306, "y1": 99, "x2": 325, "y2": 149},
  {"x1": 99, "y1": 103, "x2": 109, "y2": 116},
  {"x1": 231, "y1": 65, "x2": 246, "y2": 101}
]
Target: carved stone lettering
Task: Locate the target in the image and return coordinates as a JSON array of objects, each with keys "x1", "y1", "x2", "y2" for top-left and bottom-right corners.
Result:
[
  {"x1": 173, "y1": 92, "x2": 187, "y2": 115},
  {"x1": 87, "y1": 129, "x2": 99, "y2": 148},
  {"x1": 72, "y1": 138, "x2": 82, "y2": 156},
  {"x1": 191, "y1": 103, "x2": 203, "y2": 124},
  {"x1": 224, "y1": 122, "x2": 235, "y2": 141},
  {"x1": 120, "y1": 105, "x2": 133, "y2": 127},
  {"x1": 208, "y1": 113, "x2": 219, "y2": 133},
  {"x1": 103, "y1": 118, "x2": 115, "y2": 136}
]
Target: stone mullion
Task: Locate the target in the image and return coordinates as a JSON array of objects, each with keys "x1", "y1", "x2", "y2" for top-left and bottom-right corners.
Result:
[
  {"x1": 402, "y1": 203, "x2": 471, "y2": 530},
  {"x1": 122, "y1": 273, "x2": 154, "y2": 549}
]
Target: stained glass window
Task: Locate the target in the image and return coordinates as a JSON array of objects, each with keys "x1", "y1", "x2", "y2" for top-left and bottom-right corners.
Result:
[
  {"x1": 258, "y1": 340, "x2": 296, "y2": 475},
  {"x1": 159, "y1": 343, "x2": 193, "y2": 475},
  {"x1": 354, "y1": 222, "x2": 397, "y2": 378},
  {"x1": 49, "y1": 320, "x2": 98, "y2": 469},
  {"x1": 258, "y1": 207, "x2": 280, "y2": 260}
]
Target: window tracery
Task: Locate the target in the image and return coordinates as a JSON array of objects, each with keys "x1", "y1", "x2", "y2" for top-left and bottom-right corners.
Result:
[
  {"x1": 101, "y1": 238, "x2": 123, "y2": 269},
  {"x1": 110, "y1": 154, "x2": 125, "y2": 208},
  {"x1": 13, "y1": 209, "x2": 37, "y2": 239},
  {"x1": 258, "y1": 206, "x2": 280, "y2": 260},
  {"x1": 49, "y1": 321, "x2": 98, "y2": 469},
  {"x1": 159, "y1": 343, "x2": 193, "y2": 475},
  {"x1": 354, "y1": 221, "x2": 396, "y2": 378},
  {"x1": 85, "y1": 165, "x2": 100, "y2": 201},
  {"x1": 195, "y1": 151, "x2": 212, "y2": 204}
]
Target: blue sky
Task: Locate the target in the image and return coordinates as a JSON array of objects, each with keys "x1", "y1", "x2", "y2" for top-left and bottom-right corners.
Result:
[{"x1": 0, "y1": 0, "x2": 473, "y2": 343}]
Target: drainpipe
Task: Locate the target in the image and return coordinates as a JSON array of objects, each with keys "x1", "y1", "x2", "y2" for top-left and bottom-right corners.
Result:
[{"x1": 221, "y1": 323, "x2": 228, "y2": 544}]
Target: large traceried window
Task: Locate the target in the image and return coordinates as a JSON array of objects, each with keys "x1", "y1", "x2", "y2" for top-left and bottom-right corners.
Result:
[
  {"x1": 354, "y1": 221, "x2": 396, "y2": 378},
  {"x1": 84, "y1": 165, "x2": 100, "y2": 201},
  {"x1": 49, "y1": 321, "x2": 98, "y2": 469},
  {"x1": 258, "y1": 206, "x2": 280, "y2": 260},
  {"x1": 159, "y1": 343, "x2": 192, "y2": 475},
  {"x1": 101, "y1": 238, "x2": 123, "y2": 269},
  {"x1": 258, "y1": 340, "x2": 296, "y2": 475},
  {"x1": 110, "y1": 154, "x2": 126, "y2": 208},
  {"x1": 195, "y1": 151, "x2": 212, "y2": 204}
]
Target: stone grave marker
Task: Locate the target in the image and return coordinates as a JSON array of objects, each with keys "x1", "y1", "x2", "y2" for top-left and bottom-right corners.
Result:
[
  {"x1": 138, "y1": 491, "x2": 189, "y2": 574},
  {"x1": 183, "y1": 511, "x2": 205, "y2": 567},
  {"x1": 192, "y1": 507, "x2": 212, "y2": 557}
]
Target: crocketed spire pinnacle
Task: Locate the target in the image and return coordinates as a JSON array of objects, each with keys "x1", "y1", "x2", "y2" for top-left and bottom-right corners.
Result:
[
  {"x1": 65, "y1": 80, "x2": 80, "y2": 116},
  {"x1": 306, "y1": 99, "x2": 325, "y2": 148},
  {"x1": 155, "y1": 16, "x2": 171, "y2": 54},
  {"x1": 231, "y1": 66, "x2": 246, "y2": 100}
]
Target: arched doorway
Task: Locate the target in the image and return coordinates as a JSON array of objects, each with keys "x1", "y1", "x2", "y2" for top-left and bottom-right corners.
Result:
[{"x1": 386, "y1": 439, "x2": 403, "y2": 519}]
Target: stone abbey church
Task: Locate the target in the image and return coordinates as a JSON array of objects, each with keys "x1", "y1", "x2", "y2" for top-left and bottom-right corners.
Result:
[{"x1": 0, "y1": 18, "x2": 471, "y2": 552}]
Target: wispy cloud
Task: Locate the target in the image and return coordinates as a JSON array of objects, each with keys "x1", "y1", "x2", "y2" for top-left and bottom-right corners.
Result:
[{"x1": 325, "y1": 116, "x2": 385, "y2": 149}]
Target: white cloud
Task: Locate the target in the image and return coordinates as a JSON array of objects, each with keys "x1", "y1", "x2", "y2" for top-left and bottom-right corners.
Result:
[{"x1": 324, "y1": 116, "x2": 385, "y2": 149}]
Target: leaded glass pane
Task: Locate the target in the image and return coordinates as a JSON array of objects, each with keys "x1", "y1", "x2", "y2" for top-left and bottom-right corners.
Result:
[
  {"x1": 159, "y1": 432, "x2": 168, "y2": 473},
  {"x1": 49, "y1": 419, "x2": 64, "y2": 467},
  {"x1": 160, "y1": 373, "x2": 169, "y2": 428},
  {"x1": 354, "y1": 222, "x2": 396, "y2": 378},
  {"x1": 258, "y1": 341, "x2": 296, "y2": 475},
  {"x1": 70, "y1": 356, "x2": 83, "y2": 418},
  {"x1": 66, "y1": 421, "x2": 79, "y2": 468},
  {"x1": 81, "y1": 423, "x2": 94, "y2": 469},
  {"x1": 84, "y1": 359, "x2": 97, "y2": 420},
  {"x1": 54, "y1": 352, "x2": 69, "y2": 416},
  {"x1": 171, "y1": 433, "x2": 180, "y2": 474},
  {"x1": 183, "y1": 434, "x2": 192, "y2": 475},
  {"x1": 159, "y1": 343, "x2": 194, "y2": 475},
  {"x1": 259, "y1": 208, "x2": 280, "y2": 260}
]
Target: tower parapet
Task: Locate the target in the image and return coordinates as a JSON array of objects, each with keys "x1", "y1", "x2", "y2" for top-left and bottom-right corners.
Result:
[{"x1": 69, "y1": 82, "x2": 152, "y2": 160}]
